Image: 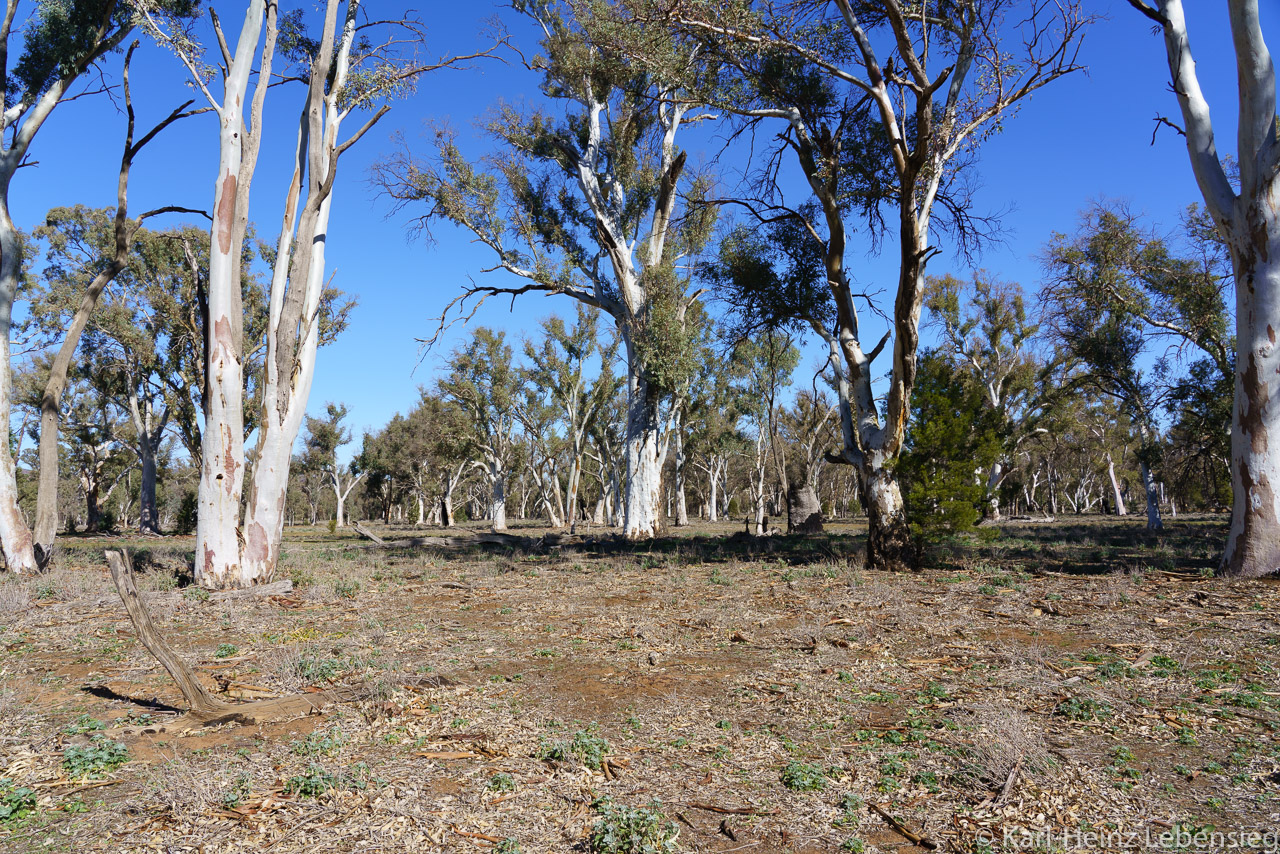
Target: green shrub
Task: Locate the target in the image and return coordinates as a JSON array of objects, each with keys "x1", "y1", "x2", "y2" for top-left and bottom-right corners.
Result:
[
  {"x1": 64, "y1": 714, "x2": 104, "y2": 735},
  {"x1": 214, "y1": 643, "x2": 239, "y2": 659},
  {"x1": 63, "y1": 736, "x2": 129, "y2": 779},
  {"x1": 780, "y1": 761, "x2": 826, "y2": 792},
  {"x1": 0, "y1": 779, "x2": 36, "y2": 824},
  {"x1": 1053, "y1": 697, "x2": 1114, "y2": 721},
  {"x1": 283, "y1": 763, "x2": 371, "y2": 798},
  {"x1": 589, "y1": 798, "x2": 679, "y2": 854},
  {"x1": 488, "y1": 773, "x2": 516, "y2": 793},
  {"x1": 536, "y1": 727, "x2": 611, "y2": 771}
]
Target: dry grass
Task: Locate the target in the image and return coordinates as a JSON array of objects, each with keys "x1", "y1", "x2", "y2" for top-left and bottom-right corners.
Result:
[{"x1": 0, "y1": 515, "x2": 1274, "y2": 853}]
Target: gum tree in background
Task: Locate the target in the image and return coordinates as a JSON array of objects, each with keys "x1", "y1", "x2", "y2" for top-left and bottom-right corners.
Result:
[
  {"x1": 375, "y1": 1, "x2": 716, "y2": 539},
  {"x1": 1128, "y1": 0, "x2": 1279, "y2": 575},
  {"x1": 625, "y1": 0, "x2": 1088, "y2": 566},
  {"x1": 29, "y1": 43, "x2": 203, "y2": 547},
  {"x1": 0, "y1": 0, "x2": 167, "y2": 573},
  {"x1": 440, "y1": 329, "x2": 519, "y2": 532},
  {"x1": 924, "y1": 273, "x2": 1048, "y2": 521}
]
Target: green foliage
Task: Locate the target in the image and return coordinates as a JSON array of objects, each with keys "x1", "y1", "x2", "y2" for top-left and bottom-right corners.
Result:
[
  {"x1": 536, "y1": 726, "x2": 611, "y2": 770},
  {"x1": 1053, "y1": 697, "x2": 1114, "y2": 722},
  {"x1": 62, "y1": 736, "x2": 129, "y2": 779},
  {"x1": 589, "y1": 797, "x2": 679, "y2": 854},
  {"x1": 0, "y1": 779, "x2": 36, "y2": 824},
  {"x1": 64, "y1": 714, "x2": 104, "y2": 735},
  {"x1": 214, "y1": 643, "x2": 239, "y2": 659},
  {"x1": 488, "y1": 772, "x2": 517, "y2": 793},
  {"x1": 290, "y1": 727, "x2": 345, "y2": 757},
  {"x1": 283, "y1": 763, "x2": 371, "y2": 798},
  {"x1": 780, "y1": 761, "x2": 827, "y2": 792},
  {"x1": 175, "y1": 491, "x2": 198, "y2": 535},
  {"x1": 899, "y1": 350, "x2": 1001, "y2": 533}
]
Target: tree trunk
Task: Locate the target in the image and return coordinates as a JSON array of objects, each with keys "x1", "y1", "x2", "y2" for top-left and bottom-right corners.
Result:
[
  {"x1": 673, "y1": 427, "x2": 689, "y2": 526},
  {"x1": 194, "y1": 1, "x2": 267, "y2": 590},
  {"x1": 0, "y1": 196, "x2": 37, "y2": 574},
  {"x1": 985, "y1": 459, "x2": 1003, "y2": 521},
  {"x1": 138, "y1": 442, "x2": 160, "y2": 534},
  {"x1": 1140, "y1": 460, "x2": 1163, "y2": 531},
  {"x1": 787, "y1": 482, "x2": 823, "y2": 533},
  {"x1": 864, "y1": 464, "x2": 911, "y2": 569},
  {"x1": 1223, "y1": 248, "x2": 1280, "y2": 573},
  {"x1": 1107, "y1": 455, "x2": 1127, "y2": 516},
  {"x1": 707, "y1": 463, "x2": 719, "y2": 523},
  {"x1": 623, "y1": 369, "x2": 662, "y2": 538},
  {"x1": 490, "y1": 462, "x2": 507, "y2": 532}
]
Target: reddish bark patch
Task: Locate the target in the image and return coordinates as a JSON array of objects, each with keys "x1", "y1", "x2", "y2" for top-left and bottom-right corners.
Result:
[
  {"x1": 212, "y1": 316, "x2": 234, "y2": 361},
  {"x1": 244, "y1": 521, "x2": 269, "y2": 566},
  {"x1": 202, "y1": 544, "x2": 214, "y2": 579},
  {"x1": 1239, "y1": 351, "x2": 1271, "y2": 456},
  {"x1": 216, "y1": 172, "x2": 237, "y2": 254}
]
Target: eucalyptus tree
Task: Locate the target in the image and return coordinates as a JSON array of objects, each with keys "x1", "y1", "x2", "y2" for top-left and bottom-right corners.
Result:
[
  {"x1": 924, "y1": 273, "x2": 1050, "y2": 521},
  {"x1": 25, "y1": 45, "x2": 203, "y2": 553},
  {"x1": 777, "y1": 388, "x2": 835, "y2": 533},
  {"x1": 440, "y1": 329, "x2": 520, "y2": 532},
  {"x1": 522, "y1": 305, "x2": 621, "y2": 531},
  {"x1": 731, "y1": 332, "x2": 798, "y2": 535},
  {"x1": 375, "y1": 1, "x2": 716, "y2": 539},
  {"x1": 614, "y1": 0, "x2": 1087, "y2": 566},
  {"x1": 1128, "y1": 0, "x2": 1278, "y2": 575},
  {"x1": 0, "y1": 0, "x2": 190, "y2": 572},
  {"x1": 143, "y1": 0, "x2": 477, "y2": 587},
  {"x1": 1042, "y1": 253, "x2": 1166, "y2": 530},
  {"x1": 301, "y1": 402, "x2": 362, "y2": 528}
]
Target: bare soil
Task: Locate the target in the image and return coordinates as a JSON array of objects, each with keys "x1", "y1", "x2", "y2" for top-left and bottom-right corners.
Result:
[{"x1": 0, "y1": 514, "x2": 1277, "y2": 853}]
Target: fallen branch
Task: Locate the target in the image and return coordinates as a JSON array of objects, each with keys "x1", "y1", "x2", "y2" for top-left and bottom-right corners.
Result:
[
  {"x1": 106, "y1": 549, "x2": 233, "y2": 718},
  {"x1": 994, "y1": 756, "x2": 1023, "y2": 806},
  {"x1": 869, "y1": 803, "x2": 938, "y2": 850},
  {"x1": 209, "y1": 580, "x2": 293, "y2": 601},
  {"x1": 685, "y1": 802, "x2": 779, "y2": 816},
  {"x1": 105, "y1": 549, "x2": 332, "y2": 731}
]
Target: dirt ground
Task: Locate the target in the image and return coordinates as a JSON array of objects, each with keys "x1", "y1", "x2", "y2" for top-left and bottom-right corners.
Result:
[{"x1": 0, "y1": 514, "x2": 1277, "y2": 853}]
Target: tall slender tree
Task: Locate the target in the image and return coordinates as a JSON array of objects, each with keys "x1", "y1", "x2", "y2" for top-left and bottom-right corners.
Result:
[
  {"x1": 375, "y1": 1, "x2": 716, "y2": 539},
  {"x1": 1127, "y1": 0, "x2": 1279, "y2": 575},
  {"x1": 638, "y1": 0, "x2": 1088, "y2": 566}
]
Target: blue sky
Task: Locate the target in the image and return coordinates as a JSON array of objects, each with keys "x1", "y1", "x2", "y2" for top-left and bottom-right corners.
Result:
[{"x1": 9, "y1": 0, "x2": 1256, "y2": 460}]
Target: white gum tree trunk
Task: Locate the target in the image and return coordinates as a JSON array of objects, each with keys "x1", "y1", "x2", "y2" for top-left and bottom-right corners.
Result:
[
  {"x1": 1107, "y1": 454, "x2": 1127, "y2": 516},
  {"x1": 622, "y1": 363, "x2": 663, "y2": 538},
  {"x1": 1136, "y1": 0, "x2": 1279, "y2": 575},
  {"x1": 191, "y1": 0, "x2": 270, "y2": 589},
  {"x1": 490, "y1": 462, "x2": 508, "y2": 532},
  {"x1": 985, "y1": 460, "x2": 1003, "y2": 521}
]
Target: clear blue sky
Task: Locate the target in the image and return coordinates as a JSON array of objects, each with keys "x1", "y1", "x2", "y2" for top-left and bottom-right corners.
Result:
[{"x1": 9, "y1": 1, "x2": 1256, "y2": 460}]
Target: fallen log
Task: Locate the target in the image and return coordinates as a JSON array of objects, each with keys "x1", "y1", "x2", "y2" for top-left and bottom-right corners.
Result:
[
  {"x1": 105, "y1": 549, "x2": 333, "y2": 731},
  {"x1": 209, "y1": 580, "x2": 293, "y2": 601}
]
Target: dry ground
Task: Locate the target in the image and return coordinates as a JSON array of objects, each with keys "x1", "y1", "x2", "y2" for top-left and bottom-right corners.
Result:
[{"x1": 0, "y1": 514, "x2": 1276, "y2": 853}]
